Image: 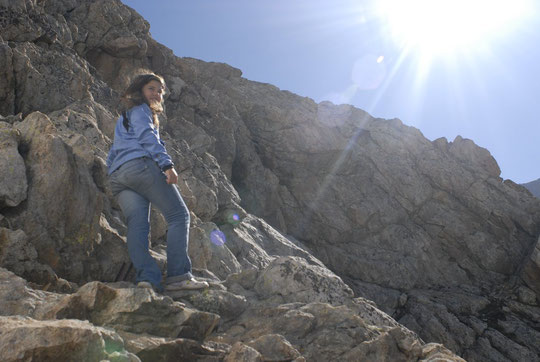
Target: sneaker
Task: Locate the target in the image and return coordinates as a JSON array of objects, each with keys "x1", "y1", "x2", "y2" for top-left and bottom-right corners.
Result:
[{"x1": 165, "y1": 278, "x2": 209, "y2": 291}]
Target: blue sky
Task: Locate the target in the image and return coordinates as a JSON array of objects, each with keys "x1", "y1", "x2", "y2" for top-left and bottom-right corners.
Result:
[{"x1": 122, "y1": 0, "x2": 539, "y2": 183}]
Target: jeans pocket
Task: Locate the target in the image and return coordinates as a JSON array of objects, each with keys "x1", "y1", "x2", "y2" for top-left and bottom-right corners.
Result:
[{"x1": 119, "y1": 158, "x2": 155, "y2": 191}]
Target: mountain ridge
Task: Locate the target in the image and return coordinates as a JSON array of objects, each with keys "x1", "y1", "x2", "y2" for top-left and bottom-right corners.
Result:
[{"x1": 522, "y1": 178, "x2": 540, "y2": 198}]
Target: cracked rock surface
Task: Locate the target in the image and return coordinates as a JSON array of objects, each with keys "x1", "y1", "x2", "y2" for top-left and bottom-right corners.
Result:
[{"x1": 1, "y1": 0, "x2": 539, "y2": 360}]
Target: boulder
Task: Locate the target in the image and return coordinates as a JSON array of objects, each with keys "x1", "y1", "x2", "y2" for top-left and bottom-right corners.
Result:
[
  {"x1": 10, "y1": 112, "x2": 105, "y2": 282},
  {"x1": 167, "y1": 288, "x2": 249, "y2": 321},
  {"x1": 246, "y1": 334, "x2": 301, "y2": 361},
  {"x1": 119, "y1": 331, "x2": 228, "y2": 362},
  {"x1": 0, "y1": 316, "x2": 138, "y2": 362},
  {"x1": 254, "y1": 256, "x2": 354, "y2": 305},
  {"x1": 0, "y1": 267, "x2": 62, "y2": 317},
  {"x1": 224, "y1": 342, "x2": 263, "y2": 362},
  {"x1": 43, "y1": 281, "x2": 220, "y2": 341},
  {"x1": 0, "y1": 228, "x2": 62, "y2": 289}
]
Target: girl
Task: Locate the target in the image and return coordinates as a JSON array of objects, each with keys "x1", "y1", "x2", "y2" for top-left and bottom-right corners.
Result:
[{"x1": 107, "y1": 73, "x2": 208, "y2": 292}]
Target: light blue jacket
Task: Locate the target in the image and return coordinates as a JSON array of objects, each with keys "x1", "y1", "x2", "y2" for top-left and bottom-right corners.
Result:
[{"x1": 106, "y1": 103, "x2": 173, "y2": 175}]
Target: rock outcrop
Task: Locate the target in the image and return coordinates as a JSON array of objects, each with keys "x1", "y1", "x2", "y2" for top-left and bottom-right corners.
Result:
[{"x1": 1, "y1": 0, "x2": 538, "y2": 361}]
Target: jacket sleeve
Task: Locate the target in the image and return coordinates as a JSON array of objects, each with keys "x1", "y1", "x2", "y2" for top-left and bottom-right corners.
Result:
[{"x1": 130, "y1": 106, "x2": 174, "y2": 170}]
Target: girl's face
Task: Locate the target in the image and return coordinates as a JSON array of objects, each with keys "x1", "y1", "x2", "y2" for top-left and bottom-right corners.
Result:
[{"x1": 142, "y1": 80, "x2": 164, "y2": 105}]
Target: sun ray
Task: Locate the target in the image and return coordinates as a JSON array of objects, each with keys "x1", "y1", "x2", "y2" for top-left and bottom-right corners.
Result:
[{"x1": 378, "y1": 0, "x2": 536, "y2": 57}]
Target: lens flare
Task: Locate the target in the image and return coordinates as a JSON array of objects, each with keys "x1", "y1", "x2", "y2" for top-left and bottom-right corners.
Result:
[
  {"x1": 210, "y1": 229, "x2": 226, "y2": 246},
  {"x1": 226, "y1": 211, "x2": 241, "y2": 225},
  {"x1": 351, "y1": 54, "x2": 387, "y2": 90}
]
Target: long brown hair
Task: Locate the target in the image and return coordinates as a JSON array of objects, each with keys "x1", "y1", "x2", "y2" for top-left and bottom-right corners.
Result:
[{"x1": 122, "y1": 73, "x2": 165, "y2": 128}]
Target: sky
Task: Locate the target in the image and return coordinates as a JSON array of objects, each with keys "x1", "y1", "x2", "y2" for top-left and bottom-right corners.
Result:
[{"x1": 122, "y1": 0, "x2": 539, "y2": 183}]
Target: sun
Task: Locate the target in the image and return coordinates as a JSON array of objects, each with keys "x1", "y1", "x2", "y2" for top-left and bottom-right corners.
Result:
[{"x1": 376, "y1": 0, "x2": 534, "y2": 57}]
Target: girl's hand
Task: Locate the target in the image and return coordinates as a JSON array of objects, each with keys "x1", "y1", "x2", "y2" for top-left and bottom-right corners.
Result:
[{"x1": 165, "y1": 168, "x2": 178, "y2": 184}]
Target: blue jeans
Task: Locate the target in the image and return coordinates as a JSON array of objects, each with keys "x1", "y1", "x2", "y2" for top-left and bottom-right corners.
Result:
[{"x1": 109, "y1": 157, "x2": 192, "y2": 289}]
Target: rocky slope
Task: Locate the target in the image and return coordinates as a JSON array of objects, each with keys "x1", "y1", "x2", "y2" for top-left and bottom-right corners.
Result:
[
  {"x1": 1, "y1": 1, "x2": 539, "y2": 361},
  {"x1": 523, "y1": 178, "x2": 540, "y2": 198}
]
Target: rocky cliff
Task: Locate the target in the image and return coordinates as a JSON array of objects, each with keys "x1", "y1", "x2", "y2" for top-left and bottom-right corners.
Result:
[{"x1": 1, "y1": 1, "x2": 539, "y2": 361}]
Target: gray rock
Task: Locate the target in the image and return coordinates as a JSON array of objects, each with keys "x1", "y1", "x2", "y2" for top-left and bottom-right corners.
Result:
[
  {"x1": 216, "y1": 300, "x2": 464, "y2": 362},
  {"x1": 246, "y1": 334, "x2": 301, "y2": 361},
  {"x1": 218, "y1": 215, "x2": 324, "y2": 273},
  {"x1": 224, "y1": 268, "x2": 260, "y2": 291},
  {"x1": 169, "y1": 37, "x2": 540, "y2": 361},
  {"x1": 0, "y1": 1, "x2": 536, "y2": 360},
  {"x1": 119, "y1": 331, "x2": 228, "y2": 362},
  {"x1": 168, "y1": 288, "x2": 248, "y2": 321},
  {"x1": 518, "y1": 285, "x2": 538, "y2": 305},
  {"x1": 12, "y1": 42, "x2": 94, "y2": 115},
  {"x1": 165, "y1": 137, "x2": 241, "y2": 222},
  {"x1": 0, "y1": 228, "x2": 61, "y2": 288},
  {"x1": 92, "y1": 214, "x2": 133, "y2": 284},
  {"x1": 254, "y1": 256, "x2": 354, "y2": 305},
  {"x1": 44, "y1": 281, "x2": 220, "y2": 341},
  {"x1": 522, "y1": 235, "x2": 540, "y2": 295},
  {"x1": 10, "y1": 112, "x2": 107, "y2": 282},
  {"x1": 189, "y1": 220, "x2": 242, "y2": 281},
  {"x1": 0, "y1": 122, "x2": 27, "y2": 207},
  {"x1": 0, "y1": 267, "x2": 63, "y2": 317},
  {"x1": 68, "y1": 0, "x2": 149, "y2": 58},
  {"x1": 0, "y1": 267, "x2": 226, "y2": 360},
  {"x1": 0, "y1": 316, "x2": 139, "y2": 362},
  {"x1": 225, "y1": 342, "x2": 263, "y2": 362},
  {"x1": 0, "y1": 41, "x2": 15, "y2": 115},
  {"x1": 398, "y1": 288, "x2": 540, "y2": 362},
  {"x1": 0, "y1": 1, "x2": 45, "y2": 43}
]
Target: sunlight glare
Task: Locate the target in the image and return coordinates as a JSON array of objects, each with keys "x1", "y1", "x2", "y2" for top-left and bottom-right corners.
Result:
[{"x1": 377, "y1": 0, "x2": 534, "y2": 56}]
